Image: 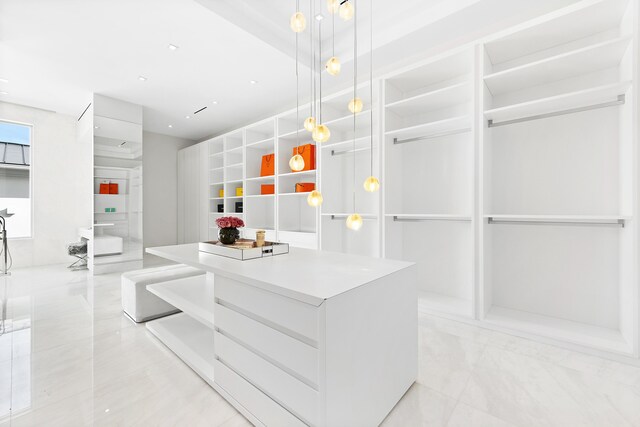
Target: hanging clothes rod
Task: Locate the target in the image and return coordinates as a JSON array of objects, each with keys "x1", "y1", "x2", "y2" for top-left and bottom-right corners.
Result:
[
  {"x1": 487, "y1": 217, "x2": 625, "y2": 228},
  {"x1": 393, "y1": 127, "x2": 471, "y2": 145},
  {"x1": 331, "y1": 147, "x2": 370, "y2": 156},
  {"x1": 393, "y1": 215, "x2": 471, "y2": 222},
  {"x1": 488, "y1": 94, "x2": 626, "y2": 128},
  {"x1": 330, "y1": 214, "x2": 377, "y2": 220}
]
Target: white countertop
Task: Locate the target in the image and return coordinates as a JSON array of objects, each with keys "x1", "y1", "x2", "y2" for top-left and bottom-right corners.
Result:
[{"x1": 146, "y1": 244, "x2": 413, "y2": 306}]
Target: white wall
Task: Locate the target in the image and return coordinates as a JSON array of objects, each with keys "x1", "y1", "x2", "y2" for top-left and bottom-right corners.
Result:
[
  {"x1": 143, "y1": 131, "x2": 196, "y2": 251},
  {"x1": 0, "y1": 101, "x2": 92, "y2": 268}
]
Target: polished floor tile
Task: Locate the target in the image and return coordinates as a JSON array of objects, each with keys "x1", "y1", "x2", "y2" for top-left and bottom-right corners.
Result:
[{"x1": 1, "y1": 264, "x2": 640, "y2": 426}]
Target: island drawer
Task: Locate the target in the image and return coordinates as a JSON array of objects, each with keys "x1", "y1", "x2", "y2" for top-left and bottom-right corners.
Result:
[
  {"x1": 215, "y1": 302, "x2": 319, "y2": 386},
  {"x1": 215, "y1": 276, "x2": 319, "y2": 343},
  {"x1": 215, "y1": 331, "x2": 319, "y2": 426},
  {"x1": 214, "y1": 359, "x2": 307, "y2": 427}
]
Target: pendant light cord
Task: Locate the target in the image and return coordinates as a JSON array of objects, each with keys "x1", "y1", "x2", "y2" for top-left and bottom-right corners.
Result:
[
  {"x1": 318, "y1": 17, "x2": 322, "y2": 124},
  {"x1": 295, "y1": 0, "x2": 300, "y2": 154},
  {"x1": 352, "y1": 0, "x2": 357, "y2": 212},
  {"x1": 369, "y1": 0, "x2": 373, "y2": 176},
  {"x1": 310, "y1": 0, "x2": 315, "y2": 120}
]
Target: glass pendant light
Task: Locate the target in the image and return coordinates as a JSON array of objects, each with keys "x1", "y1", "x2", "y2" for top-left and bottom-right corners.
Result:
[
  {"x1": 363, "y1": 176, "x2": 379, "y2": 192},
  {"x1": 348, "y1": 97, "x2": 363, "y2": 113},
  {"x1": 307, "y1": 190, "x2": 323, "y2": 207},
  {"x1": 346, "y1": 213, "x2": 363, "y2": 230},
  {"x1": 363, "y1": 0, "x2": 379, "y2": 192},
  {"x1": 290, "y1": 12, "x2": 306, "y2": 32},
  {"x1": 312, "y1": 124, "x2": 330, "y2": 142},
  {"x1": 339, "y1": 1, "x2": 354, "y2": 20},
  {"x1": 304, "y1": 116, "x2": 315, "y2": 132},
  {"x1": 327, "y1": 0, "x2": 339, "y2": 14},
  {"x1": 325, "y1": 56, "x2": 341, "y2": 76},
  {"x1": 290, "y1": 154, "x2": 305, "y2": 171},
  {"x1": 289, "y1": 2, "x2": 306, "y2": 173}
]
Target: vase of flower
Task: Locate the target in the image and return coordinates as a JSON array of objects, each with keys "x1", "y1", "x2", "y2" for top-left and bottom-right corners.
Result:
[{"x1": 215, "y1": 216, "x2": 245, "y2": 245}]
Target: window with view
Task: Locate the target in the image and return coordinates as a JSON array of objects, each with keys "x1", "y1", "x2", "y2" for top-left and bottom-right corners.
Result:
[{"x1": 0, "y1": 121, "x2": 32, "y2": 238}]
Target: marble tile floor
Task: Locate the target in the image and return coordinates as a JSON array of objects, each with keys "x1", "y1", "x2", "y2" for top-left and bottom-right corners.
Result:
[{"x1": 1, "y1": 264, "x2": 639, "y2": 427}]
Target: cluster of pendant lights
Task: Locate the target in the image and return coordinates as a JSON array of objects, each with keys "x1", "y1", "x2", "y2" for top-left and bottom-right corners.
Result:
[{"x1": 289, "y1": 0, "x2": 379, "y2": 230}]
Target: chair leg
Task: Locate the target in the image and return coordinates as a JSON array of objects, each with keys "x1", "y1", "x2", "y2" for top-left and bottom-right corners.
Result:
[{"x1": 68, "y1": 255, "x2": 88, "y2": 270}]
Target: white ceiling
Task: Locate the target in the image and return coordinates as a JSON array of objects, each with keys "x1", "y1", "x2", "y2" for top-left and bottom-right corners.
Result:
[{"x1": 0, "y1": 0, "x2": 580, "y2": 141}]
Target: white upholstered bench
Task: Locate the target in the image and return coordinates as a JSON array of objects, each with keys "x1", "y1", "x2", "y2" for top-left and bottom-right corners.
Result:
[{"x1": 121, "y1": 264, "x2": 205, "y2": 322}]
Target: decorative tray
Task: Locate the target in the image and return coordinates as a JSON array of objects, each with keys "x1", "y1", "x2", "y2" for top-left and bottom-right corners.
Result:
[{"x1": 198, "y1": 239, "x2": 289, "y2": 260}]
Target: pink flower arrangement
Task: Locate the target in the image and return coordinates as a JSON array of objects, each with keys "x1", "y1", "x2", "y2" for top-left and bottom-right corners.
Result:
[{"x1": 215, "y1": 216, "x2": 245, "y2": 229}]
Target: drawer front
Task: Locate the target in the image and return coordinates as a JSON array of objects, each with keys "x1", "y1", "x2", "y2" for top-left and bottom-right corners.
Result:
[
  {"x1": 215, "y1": 303, "x2": 319, "y2": 386},
  {"x1": 215, "y1": 332, "x2": 319, "y2": 426},
  {"x1": 215, "y1": 276, "x2": 319, "y2": 343},
  {"x1": 278, "y1": 231, "x2": 317, "y2": 249},
  {"x1": 214, "y1": 359, "x2": 306, "y2": 427}
]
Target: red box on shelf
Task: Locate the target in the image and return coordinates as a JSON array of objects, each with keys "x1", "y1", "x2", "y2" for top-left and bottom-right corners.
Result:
[
  {"x1": 99, "y1": 182, "x2": 110, "y2": 194},
  {"x1": 109, "y1": 183, "x2": 119, "y2": 194},
  {"x1": 295, "y1": 182, "x2": 315, "y2": 193},
  {"x1": 261, "y1": 184, "x2": 275, "y2": 195}
]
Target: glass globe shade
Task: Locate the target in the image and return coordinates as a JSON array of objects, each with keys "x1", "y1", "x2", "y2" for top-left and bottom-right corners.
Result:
[
  {"x1": 346, "y1": 213, "x2": 363, "y2": 230},
  {"x1": 339, "y1": 1, "x2": 354, "y2": 20},
  {"x1": 307, "y1": 190, "x2": 323, "y2": 207},
  {"x1": 325, "y1": 57, "x2": 341, "y2": 76},
  {"x1": 290, "y1": 12, "x2": 306, "y2": 32},
  {"x1": 312, "y1": 124, "x2": 331, "y2": 143},
  {"x1": 363, "y1": 176, "x2": 380, "y2": 192},
  {"x1": 304, "y1": 116, "x2": 316, "y2": 132},
  {"x1": 348, "y1": 97, "x2": 363, "y2": 113},
  {"x1": 327, "y1": 0, "x2": 339, "y2": 14},
  {"x1": 289, "y1": 154, "x2": 305, "y2": 172}
]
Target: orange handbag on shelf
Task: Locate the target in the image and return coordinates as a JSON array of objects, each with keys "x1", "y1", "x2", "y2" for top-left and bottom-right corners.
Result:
[
  {"x1": 295, "y1": 182, "x2": 315, "y2": 193},
  {"x1": 109, "y1": 182, "x2": 119, "y2": 194},
  {"x1": 291, "y1": 144, "x2": 316, "y2": 172},
  {"x1": 99, "y1": 182, "x2": 110, "y2": 194},
  {"x1": 261, "y1": 184, "x2": 275, "y2": 195},
  {"x1": 260, "y1": 153, "x2": 275, "y2": 176}
]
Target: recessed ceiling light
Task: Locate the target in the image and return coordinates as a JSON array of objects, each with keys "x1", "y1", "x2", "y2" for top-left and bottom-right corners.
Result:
[
  {"x1": 94, "y1": 125, "x2": 100, "y2": 129},
  {"x1": 168, "y1": 44, "x2": 179, "y2": 51},
  {"x1": 0, "y1": 78, "x2": 8, "y2": 84},
  {"x1": 315, "y1": 14, "x2": 324, "y2": 21},
  {"x1": 168, "y1": 124, "x2": 173, "y2": 128},
  {"x1": 185, "y1": 115, "x2": 191, "y2": 119},
  {"x1": 250, "y1": 80, "x2": 258, "y2": 84},
  {"x1": 0, "y1": 91, "x2": 8, "y2": 95},
  {"x1": 138, "y1": 76, "x2": 147, "y2": 81},
  {"x1": 212, "y1": 101, "x2": 218, "y2": 105}
]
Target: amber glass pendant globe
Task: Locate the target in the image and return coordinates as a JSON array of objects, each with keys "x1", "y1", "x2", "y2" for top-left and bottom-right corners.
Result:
[
  {"x1": 289, "y1": 154, "x2": 305, "y2": 172},
  {"x1": 290, "y1": 12, "x2": 306, "y2": 32},
  {"x1": 348, "y1": 97, "x2": 363, "y2": 113},
  {"x1": 339, "y1": 1, "x2": 354, "y2": 20},
  {"x1": 312, "y1": 124, "x2": 331, "y2": 143},
  {"x1": 363, "y1": 176, "x2": 380, "y2": 192},
  {"x1": 307, "y1": 190, "x2": 323, "y2": 207},
  {"x1": 346, "y1": 213, "x2": 363, "y2": 230},
  {"x1": 325, "y1": 57, "x2": 341, "y2": 76},
  {"x1": 304, "y1": 116, "x2": 316, "y2": 132},
  {"x1": 327, "y1": 0, "x2": 339, "y2": 14}
]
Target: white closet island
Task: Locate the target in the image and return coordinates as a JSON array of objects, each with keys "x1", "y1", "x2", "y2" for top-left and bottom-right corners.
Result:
[{"x1": 145, "y1": 244, "x2": 417, "y2": 427}]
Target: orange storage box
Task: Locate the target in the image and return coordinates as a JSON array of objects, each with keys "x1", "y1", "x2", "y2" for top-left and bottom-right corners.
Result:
[
  {"x1": 99, "y1": 182, "x2": 110, "y2": 195},
  {"x1": 261, "y1": 184, "x2": 275, "y2": 195},
  {"x1": 295, "y1": 182, "x2": 315, "y2": 193},
  {"x1": 260, "y1": 154, "x2": 275, "y2": 176},
  {"x1": 109, "y1": 183, "x2": 119, "y2": 194},
  {"x1": 291, "y1": 144, "x2": 316, "y2": 172}
]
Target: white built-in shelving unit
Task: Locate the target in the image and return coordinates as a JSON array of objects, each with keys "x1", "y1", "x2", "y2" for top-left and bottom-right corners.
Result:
[{"x1": 179, "y1": 0, "x2": 639, "y2": 360}]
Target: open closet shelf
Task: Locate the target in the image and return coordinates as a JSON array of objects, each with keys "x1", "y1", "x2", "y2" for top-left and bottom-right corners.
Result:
[
  {"x1": 484, "y1": 306, "x2": 632, "y2": 355},
  {"x1": 245, "y1": 194, "x2": 275, "y2": 199},
  {"x1": 322, "y1": 136, "x2": 370, "y2": 149},
  {"x1": 485, "y1": 81, "x2": 631, "y2": 125},
  {"x1": 385, "y1": 82, "x2": 470, "y2": 115},
  {"x1": 246, "y1": 138, "x2": 274, "y2": 149},
  {"x1": 484, "y1": 36, "x2": 632, "y2": 95},
  {"x1": 147, "y1": 276, "x2": 215, "y2": 330},
  {"x1": 385, "y1": 115, "x2": 470, "y2": 140},
  {"x1": 246, "y1": 175, "x2": 274, "y2": 182},
  {"x1": 278, "y1": 170, "x2": 316, "y2": 178}
]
